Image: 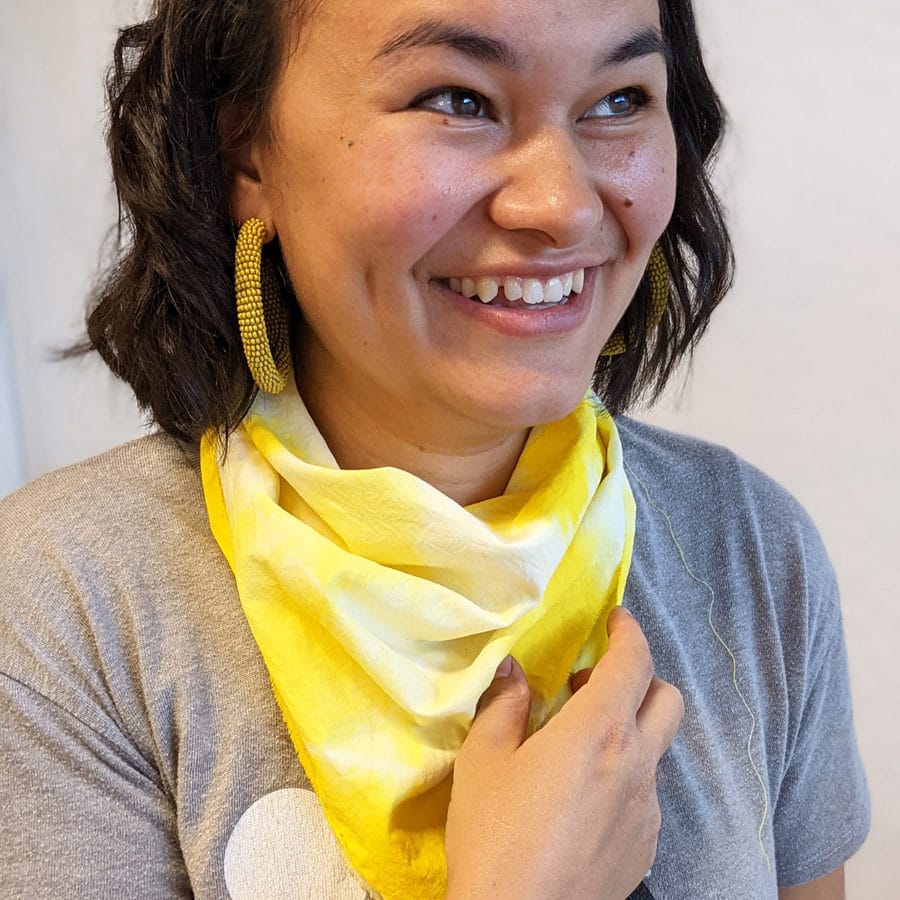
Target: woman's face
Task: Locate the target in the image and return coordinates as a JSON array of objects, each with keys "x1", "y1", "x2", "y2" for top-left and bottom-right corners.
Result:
[{"x1": 235, "y1": 0, "x2": 676, "y2": 447}]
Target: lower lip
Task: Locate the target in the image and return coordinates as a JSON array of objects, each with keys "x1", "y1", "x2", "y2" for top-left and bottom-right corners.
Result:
[{"x1": 432, "y1": 270, "x2": 595, "y2": 338}]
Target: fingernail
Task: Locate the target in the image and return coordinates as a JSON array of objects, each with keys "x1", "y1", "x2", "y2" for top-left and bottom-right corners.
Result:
[{"x1": 495, "y1": 655, "x2": 513, "y2": 679}]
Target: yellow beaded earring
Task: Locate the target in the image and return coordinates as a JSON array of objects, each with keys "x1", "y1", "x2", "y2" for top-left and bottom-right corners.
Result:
[
  {"x1": 600, "y1": 243, "x2": 670, "y2": 357},
  {"x1": 235, "y1": 218, "x2": 290, "y2": 394}
]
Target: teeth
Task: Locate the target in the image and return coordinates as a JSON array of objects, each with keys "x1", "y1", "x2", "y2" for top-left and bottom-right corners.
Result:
[
  {"x1": 523, "y1": 279, "x2": 544, "y2": 305},
  {"x1": 572, "y1": 268, "x2": 584, "y2": 293},
  {"x1": 445, "y1": 268, "x2": 585, "y2": 305},
  {"x1": 476, "y1": 277, "x2": 499, "y2": 303},
  {"x1": 544, "y1": 277, "x2": 564, "y2": 304},
  {"x1": 504, "y1": 277, "x2": 524, "y2": 301}
]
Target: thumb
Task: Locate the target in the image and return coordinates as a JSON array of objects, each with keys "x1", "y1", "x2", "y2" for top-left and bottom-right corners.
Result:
[{"x1": 463, "y1": 657, "x2": 532, "y2": 759}]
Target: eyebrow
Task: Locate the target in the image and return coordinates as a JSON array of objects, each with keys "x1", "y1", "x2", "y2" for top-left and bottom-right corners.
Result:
[{"x1": 372, "y1": 20, "x2": 669, "y2": 74}]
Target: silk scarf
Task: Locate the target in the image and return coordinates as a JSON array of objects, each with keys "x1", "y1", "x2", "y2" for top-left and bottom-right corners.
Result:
[{"x1": 200, "y1": 379, "x2": 635, "y2": 900}]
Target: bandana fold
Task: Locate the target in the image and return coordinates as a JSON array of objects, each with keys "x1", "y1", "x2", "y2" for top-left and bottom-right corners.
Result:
[{"x1": 200, "y1": 381, "x2": 635, "y2": 900}]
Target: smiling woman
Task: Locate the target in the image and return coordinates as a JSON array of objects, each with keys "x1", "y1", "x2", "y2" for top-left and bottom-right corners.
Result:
[
  {"x1": 225, "y1": 0, "x2": 678, "y2": 502},
  {"x1": 0, "y1": 1, "x2": 868, "y2": 899}
]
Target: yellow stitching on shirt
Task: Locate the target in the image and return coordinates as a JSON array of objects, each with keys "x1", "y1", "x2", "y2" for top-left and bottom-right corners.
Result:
[{"x1": 626, "y1": 462, "x2": 773, "y2": 873}]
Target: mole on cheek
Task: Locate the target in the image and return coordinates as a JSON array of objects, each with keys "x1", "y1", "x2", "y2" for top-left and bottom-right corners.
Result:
[{"x1": 624, "y1": 197, "x2": 635, "y2": 208}]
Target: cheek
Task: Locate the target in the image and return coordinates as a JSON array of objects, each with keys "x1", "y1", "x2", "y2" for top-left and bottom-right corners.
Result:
[
  {"x1": 319, "y1": 139, "x2": 485, "y2": 267},
  {"x1": 595, "y1": 128, "x2": 678, "y2": 238}
]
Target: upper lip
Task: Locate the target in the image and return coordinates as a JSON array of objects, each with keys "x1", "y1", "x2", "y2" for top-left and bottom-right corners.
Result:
[{"x1": 435, "y1": 261, "x2": 602, "y2": 280}]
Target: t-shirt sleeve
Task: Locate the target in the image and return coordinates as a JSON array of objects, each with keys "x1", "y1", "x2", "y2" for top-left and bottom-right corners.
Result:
[
  {"x1": 0, "y1": 672, "x2": 191, "y2": 899},
  {"x1": 772, "y1": 583, "x2": 870, "y2": 887},
  {"x1": 0, "y1": 478, "x2": 192, "y2": 899}
]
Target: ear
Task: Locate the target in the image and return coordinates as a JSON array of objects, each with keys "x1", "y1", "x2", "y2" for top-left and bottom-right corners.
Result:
[{"x1": 219, "y1": 106, "x2": 277, "y2": 241}]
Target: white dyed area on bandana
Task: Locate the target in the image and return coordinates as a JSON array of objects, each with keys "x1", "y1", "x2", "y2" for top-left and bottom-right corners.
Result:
[
  {"x1": 224, "y1": 788, "x2": 367, "y2": 899},
  {"x1": 201, "y1": 380, "x2": 634, "y2": 898}
]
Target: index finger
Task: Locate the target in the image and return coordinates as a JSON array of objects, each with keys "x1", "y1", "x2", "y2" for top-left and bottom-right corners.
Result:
[{"x1": 582, "y1": 607, "x2": 655, "y2": 714}]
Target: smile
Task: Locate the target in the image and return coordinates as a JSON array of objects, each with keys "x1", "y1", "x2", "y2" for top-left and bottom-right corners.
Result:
[{"x1": 444, "y1": 269, "x2": 586, "y2": 308}]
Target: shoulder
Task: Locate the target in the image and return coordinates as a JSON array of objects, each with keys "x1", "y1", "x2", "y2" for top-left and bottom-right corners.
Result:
[
  {"x1": 616, "y1": 414, "x2": 806, "y2": 516},
  {"x1": 0, "y1": 432, "x2": 221, "y2": 609},
  {"x1": 1, "y1": 431, "x2": 203, "y2": 545},
  {"x1": 618, "y1": 419, "x2": 869, "y2": 890},
  {"x1": 0, "y1": 437, "x2": 308, "y2": 897},
  {"x1": 616, "y1": 415, "x2": 842, "y2": 725},
  {"x1": 0, "y1": 432, "x2": 218, "y2": 636},
  {"x1": 0, "y1": 428, "x2": 225, "y2": 621},
  {"x1": 616, "y1": 415, "x2": 833, "y2": 598},
  {"x1": 0, "y1": 434, "x2": 234, "y2": 734}
]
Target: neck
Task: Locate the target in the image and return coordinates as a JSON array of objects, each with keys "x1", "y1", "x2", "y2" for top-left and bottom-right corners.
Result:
[{"x1": 297, "y1": 376, "x2": 529, "y2": 508}]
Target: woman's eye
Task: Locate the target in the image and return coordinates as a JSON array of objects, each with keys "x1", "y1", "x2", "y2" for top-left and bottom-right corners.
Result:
[
  {"x1": 583, "y1": 87, "x2": 650, "y2": 119},
  {"x1": 414, "y1": 88, "x2": 489, "y2": 118}
]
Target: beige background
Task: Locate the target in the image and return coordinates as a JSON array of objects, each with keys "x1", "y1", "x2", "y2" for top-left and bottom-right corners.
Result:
[{"x1": 1, "y1": 0, "x2": 897, "y2": 894}]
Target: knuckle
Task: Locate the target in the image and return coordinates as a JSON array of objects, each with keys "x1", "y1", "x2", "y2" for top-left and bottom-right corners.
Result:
[
  {"x1": 477, "y1": 675, "x2": 530, "y2": 716},
  {"x1": 503, "y1": 674, "x2": 533, "y2": 708},
  {"x1": 661, "y1": 681, "x2": 686, "y2": 729},
  {"x1": 647, "y1": 677, "x2": 683, "y2": 725},
  {"x1": 594, "y1": 722, "x2": 659, "y2": 784},
  {"x1": 671, "y1": 684, "x2": 686, "y2": 720},
  {"x1": 596, "y1": 718, "x2": 637, "y2": 756},
  {"x1": 473, "y1": 679, "x2": 532, "y2": 729}
]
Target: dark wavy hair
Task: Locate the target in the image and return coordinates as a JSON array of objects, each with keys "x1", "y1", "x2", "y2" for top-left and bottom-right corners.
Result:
[{"x1": 79, "y1": 0, "x2": 732, "y2": 443}]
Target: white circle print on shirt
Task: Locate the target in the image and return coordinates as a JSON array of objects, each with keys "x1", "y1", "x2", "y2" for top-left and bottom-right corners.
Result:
[{"x1": 224, "y1": 788, "x2": 368, "y2": 899}]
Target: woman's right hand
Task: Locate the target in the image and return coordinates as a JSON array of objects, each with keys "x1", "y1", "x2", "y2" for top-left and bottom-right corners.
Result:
[{"x1": 445, "y1": 607, "x2": 683, "y2": 900}]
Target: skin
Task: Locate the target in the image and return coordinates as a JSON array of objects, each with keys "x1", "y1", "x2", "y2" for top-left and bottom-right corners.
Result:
[
  {"x1": 228, "y1": 0, "x2": 676, "y2": 505},
  {"x1": 778, "y1": 866, "x2": 846, "y2": 900},
  {"x1": 780, "y1": 870, "x2": 846, "y2": 900},
  {"x1": 226, "y1": 0, "x2": 847, "y2": 894},
  {"x1": 447, "y1": 608, "x2": 684, "y2": 898},
  {"x1": 461, "y1": 634, "x2": 846, "y2": 899}
]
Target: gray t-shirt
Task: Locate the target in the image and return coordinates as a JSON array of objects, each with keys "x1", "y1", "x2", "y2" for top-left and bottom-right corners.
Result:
[{"x1": 0, "y1": 419, "x2": 869, "y2": 899}]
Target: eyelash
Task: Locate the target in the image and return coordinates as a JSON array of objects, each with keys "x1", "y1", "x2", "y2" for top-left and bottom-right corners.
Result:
[
  {"x1": 584, "y1": 87, "x2": 652, "y2": 120},
  {"x1": 411, "y1": 86, "x2": 652, "y2": 120},
  {"x1": 412, "y1": 87, "x2": 493, "y2": 118}
]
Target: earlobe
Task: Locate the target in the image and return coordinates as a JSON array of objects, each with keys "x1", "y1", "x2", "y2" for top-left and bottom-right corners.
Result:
[
  {"x1": 228, "y1": 174, "x2": 277, "y2": 240},
  {"x1": 219, "y1": 106, "x2": 277, "y2": 238}
]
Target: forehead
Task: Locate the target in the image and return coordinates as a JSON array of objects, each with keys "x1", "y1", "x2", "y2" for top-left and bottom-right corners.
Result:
[{"x1": 297, "y1": 0, "x2": 664, "y2": 61}]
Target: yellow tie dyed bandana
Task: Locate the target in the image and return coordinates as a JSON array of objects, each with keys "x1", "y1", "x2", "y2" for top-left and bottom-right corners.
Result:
[{"x1": 200, "y1": 381, "x2": 635, "y2": 900}]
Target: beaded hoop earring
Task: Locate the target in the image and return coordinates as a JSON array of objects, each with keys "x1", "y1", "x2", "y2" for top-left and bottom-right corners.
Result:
[
  {"x1": 600, "y1": 243, "x2": 670, "y2": 357},
  {"x1": 235, "y1": 218, "x2": 290, "y2": 394}
]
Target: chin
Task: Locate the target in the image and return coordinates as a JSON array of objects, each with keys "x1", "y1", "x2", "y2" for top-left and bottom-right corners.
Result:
[{"x1": 457, "y1": 375, "x2": 593, "y2": 434}]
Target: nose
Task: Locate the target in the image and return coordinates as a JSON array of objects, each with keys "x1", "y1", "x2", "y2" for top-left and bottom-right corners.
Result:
[{"x1": 487, "y1": 128, "x2": 603, "y2": 248}]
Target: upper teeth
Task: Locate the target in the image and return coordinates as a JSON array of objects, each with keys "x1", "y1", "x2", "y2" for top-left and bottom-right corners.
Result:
[{"x1": 447, "y1": 269, "x2": 585, "y2": 305}]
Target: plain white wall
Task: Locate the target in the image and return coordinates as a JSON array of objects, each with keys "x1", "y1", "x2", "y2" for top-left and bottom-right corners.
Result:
[
  {"x1": 642, "y1": 1, "x2": 900, "y2": 894},
  {"x1": 0, "y1": 1, "x2": 146, "y2": 490},
  {"x1": 1, "y1": 0, "x2": 897, "y2": 894}
]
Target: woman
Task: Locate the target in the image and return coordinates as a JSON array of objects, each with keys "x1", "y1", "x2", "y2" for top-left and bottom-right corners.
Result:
[{"x1": 0, "y1": 0, "x2": 869, "y2": 897}]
